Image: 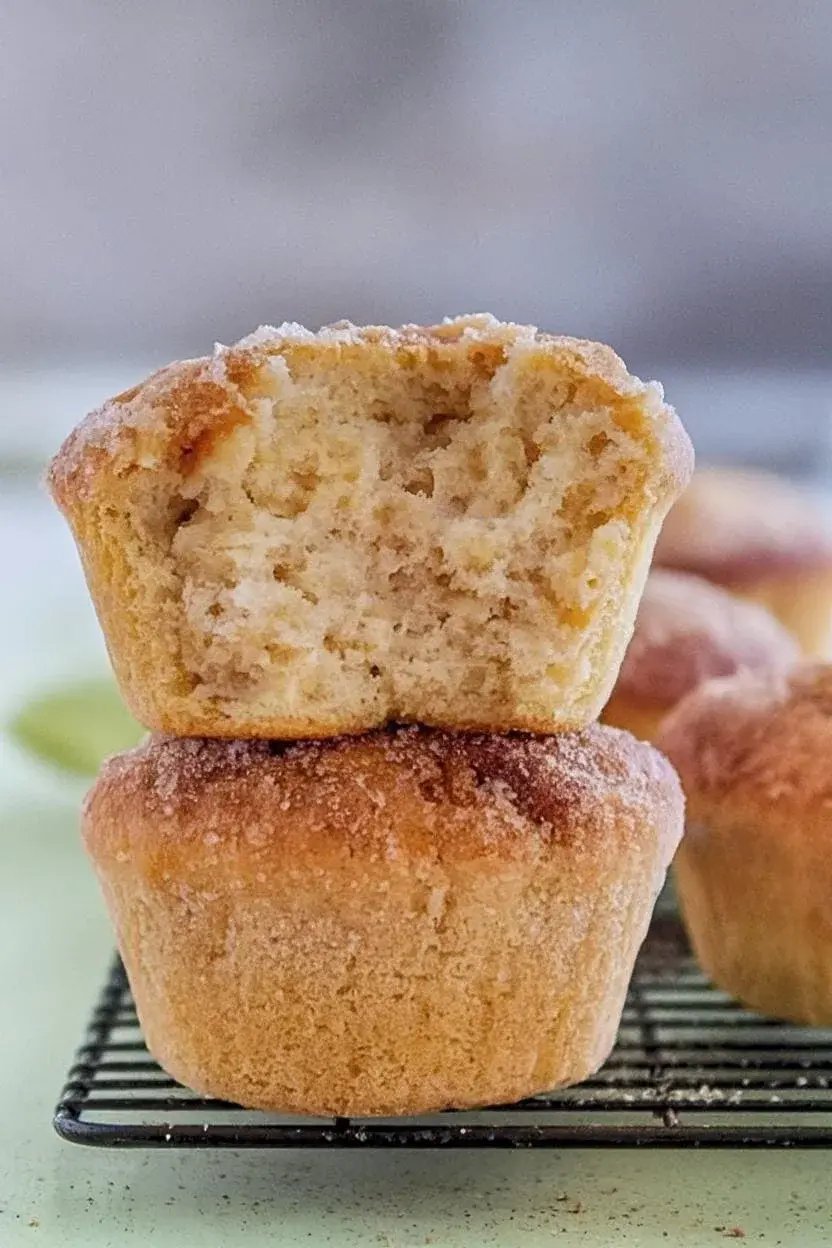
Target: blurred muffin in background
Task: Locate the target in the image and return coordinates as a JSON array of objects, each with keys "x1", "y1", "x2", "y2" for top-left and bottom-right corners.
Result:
[
  {"x1": 654, "y1": 467, "x2": 832, "y2": 656},
  {"x1": 658, "y1": 662, "x2": 832, "y2": 1025},
  {"x1": 602, "y1": 570, "x2": 798, "y2": 741}
]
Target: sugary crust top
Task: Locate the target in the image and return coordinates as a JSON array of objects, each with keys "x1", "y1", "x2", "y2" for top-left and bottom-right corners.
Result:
[
  {"x1": 614, "y1": 570, "x2": 798, "y2": 708},
  {"x1": 48, "y1": 314, "x2": 692, "y2": 509},
  {"x1": 657, "y1": 660, "x2": 832, "y2": 823},
  {"x1": 85, "y1": 723, "x2": 683, "y2": 869}
]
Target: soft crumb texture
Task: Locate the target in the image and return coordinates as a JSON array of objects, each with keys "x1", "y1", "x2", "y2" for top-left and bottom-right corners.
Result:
[
  {"x1": 602, "y1": 570, "x2": 798, "y2": 739},
  {"x1": 49, "y1": 315, "x2": 692, "y2": 737},
  {"x1": 657, "y1": 662, "x2": 832, "y2": 1024},
  {"x1": 84, "y1": 725, "x2": 684, "y2": 1116}
]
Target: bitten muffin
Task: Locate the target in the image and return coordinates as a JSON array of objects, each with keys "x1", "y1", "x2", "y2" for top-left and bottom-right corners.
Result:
[
  {"x1": 602, "y1": 569, "x2": 798, "y2": 741},
  {"x1": 658, "y1": 662, "x2": 832, "y2": 1025},
  {"x1": 83, "y1": 725, "x2": 683, "y2": 1116},
  {"x1": 654, "y1": 467, "x2": 832, "y2": 656},
  {"x1": 49, "y1": 315, "x2": 692, "y2": 738}
]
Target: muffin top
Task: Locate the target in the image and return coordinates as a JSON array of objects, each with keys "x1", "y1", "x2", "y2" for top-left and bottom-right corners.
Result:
[
  {"x1": 44, "y1": 315, "x2": 693, "y2": 739},
  {"x1": 85, "y1": 723, "x2": 683, "y2": 870},
  {"x1": 657, "y1": 660, "x2": 832, "y2": 825},
  {"x1": 654, "y1": 467, "x2": 832, "y2": 582},
  {"x1": 613, "y1": 569, "x2": 798, "y2": 708}
]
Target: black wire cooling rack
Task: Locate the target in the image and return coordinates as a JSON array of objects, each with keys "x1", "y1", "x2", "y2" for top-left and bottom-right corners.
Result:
[{"x1": 54, "y1": 913, "x2": 832, "y2": 1149}]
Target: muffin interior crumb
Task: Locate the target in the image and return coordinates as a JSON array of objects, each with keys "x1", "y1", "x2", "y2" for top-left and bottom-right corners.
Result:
[{"x1": 141, "y1": 338, "x2": 662, "y2": 726}]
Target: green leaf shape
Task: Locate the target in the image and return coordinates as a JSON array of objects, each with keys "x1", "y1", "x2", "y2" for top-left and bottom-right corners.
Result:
[{"x1": 8, "y1": 679, "x2": 144, "y2": 776}]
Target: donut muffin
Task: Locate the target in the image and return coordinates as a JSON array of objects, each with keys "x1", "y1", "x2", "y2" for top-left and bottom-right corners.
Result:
[
  {"x1": 49, "y1": 315, "x2": 692, "y2": 739},
  {"x1": 602, "y1": 569, "x2": 798, "y2": 741},
  {"x1": 658, "y1": 662, "x2": 832, "y2": 1025},
  {"x1": 83, "y1": 725, "x2": 683, "y2": 1116},
  {"x1": 654, "y1": 467, "x2": 832, "y2": 656}
]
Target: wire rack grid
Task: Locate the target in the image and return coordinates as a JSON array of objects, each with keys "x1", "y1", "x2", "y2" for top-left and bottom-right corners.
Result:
[{"x1": 54, "y1": 915, "x2": 832, "y2": 1149}]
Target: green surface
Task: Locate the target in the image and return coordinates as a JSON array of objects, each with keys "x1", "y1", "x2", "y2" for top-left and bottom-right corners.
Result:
[{"x1": 8, "y1": 680, "x2": 143, "y2": 777}]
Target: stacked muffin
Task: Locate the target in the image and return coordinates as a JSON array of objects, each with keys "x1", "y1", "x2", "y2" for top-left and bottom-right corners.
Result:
[{"x1": 48, "y1": 315, "x2": 692, "y2": 1116}]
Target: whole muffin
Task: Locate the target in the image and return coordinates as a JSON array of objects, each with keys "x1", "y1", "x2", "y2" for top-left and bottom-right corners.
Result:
[
  {"x1": 654, "y1": 466, "x2": 832, "y2": 656},
  {"x1": 84, "y1": 725, "x2": 683, "y2": 1116},
  {"x1": 658, "y1": 662, "x2": 832, "y2": 1024},
  {"x1": 602, "y1": 569, "x2": 798, "y2": 741},
  {"x1": 49, "y1": 315, "x2": 691, "y2": 738}
]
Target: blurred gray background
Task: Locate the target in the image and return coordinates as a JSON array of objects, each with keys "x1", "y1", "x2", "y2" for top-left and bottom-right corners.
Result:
[{"x1": 1, "y1": 0, "x2": 831, "y2": 466}]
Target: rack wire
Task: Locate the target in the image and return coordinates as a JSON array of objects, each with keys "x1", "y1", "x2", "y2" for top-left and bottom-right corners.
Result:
[{"x1": 54, "y1": 913, "x2": 832, "y2": 1148}]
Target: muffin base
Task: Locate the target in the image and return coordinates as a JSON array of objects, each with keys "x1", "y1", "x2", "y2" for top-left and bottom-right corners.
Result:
[
  {"x1": 84, "y1": 727, "x2": 682, "y2": 1116},
  {"x1": 675, "y1": 817, "x2": 832, "y2": 1026}
]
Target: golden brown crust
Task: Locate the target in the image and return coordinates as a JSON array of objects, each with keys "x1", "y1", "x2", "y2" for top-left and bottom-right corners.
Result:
[
  {"x1": 672, "y1": 815, "x2": 832, "y2": 1025},
  {"x1": 89, "y1": 723, "x2": 681, "y2": 859},
  {"x1": 656, "y1": 661, "x2": 832, "y2": 827},
  {"x1": 84, "y1": 725, "x2": 683, "y2": 1116},
  {"x1": 48, "y1": 316, "x2": 691, "y2": 506},
  {"x1": 109, "y1": 701, "x2": 619, "y2": 742},
  {"x1": 608, "y1": 570, "x2": 798, "y2": 712},
  {"x1": 658, "y1": 662, "x2": 832, "y2": 1024},
  {"x1": 47, "y1": 314, "x2": 692, "y2": 739}
]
